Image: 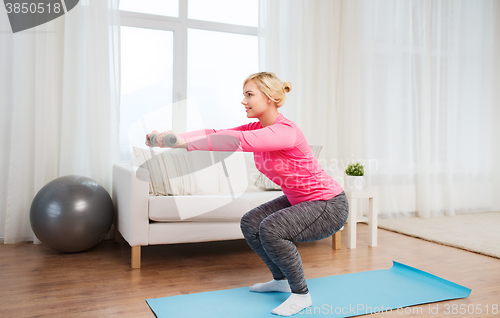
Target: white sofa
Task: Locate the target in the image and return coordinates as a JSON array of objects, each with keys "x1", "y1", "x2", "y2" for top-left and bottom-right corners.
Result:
[{"x1": 112, "y1": 148, "x2": 341, "y2": 268}]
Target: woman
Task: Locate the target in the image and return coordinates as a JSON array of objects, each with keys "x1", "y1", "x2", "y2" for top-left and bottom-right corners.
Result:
[{"x1": 146, "y1": 72, "x2": 348, "y2": 316}]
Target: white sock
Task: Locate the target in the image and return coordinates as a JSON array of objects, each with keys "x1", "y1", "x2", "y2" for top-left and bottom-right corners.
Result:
[
  {"x1": 271, "y1": 293, "x2": 312, "y2": 316},
  {"x1": 249, "y1": 279, "x2": 291, "y2": 293}
]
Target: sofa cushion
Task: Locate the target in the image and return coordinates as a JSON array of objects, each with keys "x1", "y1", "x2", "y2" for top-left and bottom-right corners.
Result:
[
  {"x1": 131, "y1": 147, "x2": 220, "y2": 195},
  {"x1": 148, "y1": 190, "x2": 285, "y2": 222},
  {"x1": 188, "y1": 151, "x2": 223, "y2": 195},
  {"x1": 215, "y1": 152, "x2": 259, "y2": 195}
]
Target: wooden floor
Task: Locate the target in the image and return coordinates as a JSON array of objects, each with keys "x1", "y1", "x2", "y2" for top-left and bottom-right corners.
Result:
[{"x1": 1, "y1": 224, "x2": 499, "y2": 318}]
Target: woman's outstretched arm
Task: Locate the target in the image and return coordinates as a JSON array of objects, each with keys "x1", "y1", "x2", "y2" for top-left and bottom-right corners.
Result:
[
  {"x1": 177, "y1": 123, "x2": 249, "y2": 140},
  {"x1": 183, "y1": 122, "x2": 296, "y2": 152},
  {"x1": 146, "y1": 124, "x2": 251, "y2": 149}
]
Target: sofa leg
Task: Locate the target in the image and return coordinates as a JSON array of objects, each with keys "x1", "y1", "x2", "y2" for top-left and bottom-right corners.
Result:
[
  {"x1": 332, "y1": 231, "x2": 341, "y2": 250},
  {"x1": 131, "y1": 246, "x2": 141, "y2": 269}
]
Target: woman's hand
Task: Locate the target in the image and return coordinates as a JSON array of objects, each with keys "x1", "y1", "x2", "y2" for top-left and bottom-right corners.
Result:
[
  {"x1": 159, "y1": 130, "x2": 187, "y2": 149},
  {"x1": 146, "y1": 130, "x2": 187, "y2": 149},
  {"x1": 145, "y1": 130, "x2": 161, "y2": 147}
]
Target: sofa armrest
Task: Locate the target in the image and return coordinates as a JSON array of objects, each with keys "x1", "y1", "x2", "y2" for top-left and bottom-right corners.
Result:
[{"x1": 112, "y1": 163, "x2": 149, "y2": 246}]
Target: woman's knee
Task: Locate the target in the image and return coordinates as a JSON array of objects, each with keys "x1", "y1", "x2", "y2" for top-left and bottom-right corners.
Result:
[
  {"x1": 258, "y1": 217, "x2": 280, "y2": 243},
  {"x1": 240, "y1": 209, "x2": 260, "y2": 234}
]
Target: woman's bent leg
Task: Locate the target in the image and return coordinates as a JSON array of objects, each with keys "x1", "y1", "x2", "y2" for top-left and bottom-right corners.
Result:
[
  {"x1": 259, "y1": 192, "x2": 349, "y2": 295},
  {"x1": 240, "y1": 195, "x2": 292, "y2": 281}
]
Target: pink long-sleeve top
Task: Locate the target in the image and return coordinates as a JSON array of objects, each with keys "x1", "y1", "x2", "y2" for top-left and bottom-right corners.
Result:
[{"x1": 177, "y1": 113, "x2": 344, "y2": 206}]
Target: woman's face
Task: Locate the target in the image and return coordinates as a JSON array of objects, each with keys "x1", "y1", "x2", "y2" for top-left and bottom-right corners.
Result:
[{"x1": 241, "y1": 80, "x2": 272, "y2": 119}]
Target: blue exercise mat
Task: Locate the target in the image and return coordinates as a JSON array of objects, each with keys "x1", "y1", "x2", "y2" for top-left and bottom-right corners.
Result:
[{"x1": 146, "y1": 261, "x2": 471, "y2": 317}]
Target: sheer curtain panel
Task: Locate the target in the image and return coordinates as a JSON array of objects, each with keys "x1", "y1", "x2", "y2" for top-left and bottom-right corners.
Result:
[
  {"x1": 362, "y1": 0, "x2": 500, "y2": 218},
  {"x1": 0, "y1": 0, "x2": 121, "y2": 243},
  {"x1": 259, "y1": 0, "x2": 500, "y2": 218}
]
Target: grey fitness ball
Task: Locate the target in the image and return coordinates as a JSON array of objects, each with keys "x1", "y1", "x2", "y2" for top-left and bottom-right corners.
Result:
[{"x1": 30, "y1": 175, "x2": 114, "y2": 253}]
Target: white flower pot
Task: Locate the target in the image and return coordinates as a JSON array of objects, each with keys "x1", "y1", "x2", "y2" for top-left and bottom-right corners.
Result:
[{"x1": 345, "y1": 175, "x2": 365, "y2": 190}]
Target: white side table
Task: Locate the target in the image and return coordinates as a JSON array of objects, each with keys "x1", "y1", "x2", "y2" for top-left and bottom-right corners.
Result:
[{"x1": 344, "y1": 188, "x2": 379, "y2": 248}]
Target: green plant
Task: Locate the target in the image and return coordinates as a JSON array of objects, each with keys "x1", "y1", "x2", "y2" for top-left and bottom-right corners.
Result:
[{"x1": 345, "y1": 162, "x2": 364, "y2": 176}]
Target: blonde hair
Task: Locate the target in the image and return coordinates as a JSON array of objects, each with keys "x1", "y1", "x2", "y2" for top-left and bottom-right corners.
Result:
[{"x1": 243, "y1": 72, "x2": 292, "y2": 107}]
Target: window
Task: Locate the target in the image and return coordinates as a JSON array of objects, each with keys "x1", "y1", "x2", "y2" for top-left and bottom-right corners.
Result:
[
  {"x1": 188, "y1": 0, "x2": 257, "y2": 27},
  {"x1": 187, "y1": 29, "x2": 258, "y2": 131},
  {"x1": 120, "y1": 0, "x2": 179, "y2": 17},
  {"x1": 119, "y1": 0, "x2": 259, "y2": 161},
  {"x1": 120, "y1": 27, "x2": 174, "y2": 160}
]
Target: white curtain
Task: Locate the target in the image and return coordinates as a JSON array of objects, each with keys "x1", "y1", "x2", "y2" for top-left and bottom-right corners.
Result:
[
  {"x1": 0, "y1": 0, "x2": 121, "y2": 243},
  {"x1": 259, "y1": 0, "x2": 500, "y2": 218}
]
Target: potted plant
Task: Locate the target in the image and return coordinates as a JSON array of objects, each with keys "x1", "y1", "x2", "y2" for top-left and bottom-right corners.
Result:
[{"x1": 344, "y1": 162, "x2": 365, "y2": 190}]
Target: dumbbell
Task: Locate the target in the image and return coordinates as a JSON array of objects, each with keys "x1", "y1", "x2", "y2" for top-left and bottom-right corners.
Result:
[{"x1": 147, "y1": 134, "x2": 178, "y2": 147}]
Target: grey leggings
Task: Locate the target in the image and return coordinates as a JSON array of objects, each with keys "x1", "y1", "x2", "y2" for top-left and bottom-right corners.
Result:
[{"x1": 240, "y1": 191, "x2": 349, "y2": 294}]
